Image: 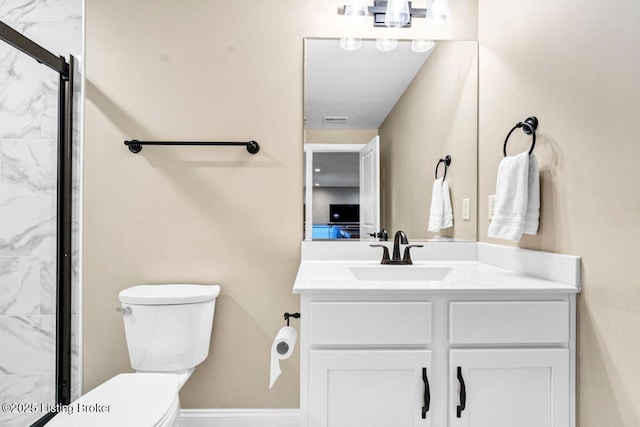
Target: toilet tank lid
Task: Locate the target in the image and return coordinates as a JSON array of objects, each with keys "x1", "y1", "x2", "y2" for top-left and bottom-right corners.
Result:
[{"x1": 119, "y1": 284, "x2": 221, "y2": 305}]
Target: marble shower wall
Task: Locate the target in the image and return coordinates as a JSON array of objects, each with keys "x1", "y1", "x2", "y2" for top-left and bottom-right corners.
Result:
[{"x1": 0, "y1": 1, "x2": 82, "y2": 426}]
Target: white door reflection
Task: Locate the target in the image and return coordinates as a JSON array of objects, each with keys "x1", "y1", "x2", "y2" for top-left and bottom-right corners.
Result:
[{"x1": 304, "y1": 140, "x2": 380, "y2": 241}]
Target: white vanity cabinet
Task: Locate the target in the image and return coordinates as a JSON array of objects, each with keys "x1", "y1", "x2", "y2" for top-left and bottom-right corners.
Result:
[
  {"x1": 449, "y1": 349, "x2": 569, "y2": 427},
  {"x1": 310, "y1": 350, "x2": 432, "y2": 427},
  {"x1": 447, "y1": 301, "x2": 572, "y2": 427},
  {"x1": 306, "y1": 301, "x2": 433, "y2": 427},
  {"x1": 295, "y1": 243, "x2": 580, "y2": 427},
  {"x1": 299, "y1": 294, "x2": 576, "y2": 427}
]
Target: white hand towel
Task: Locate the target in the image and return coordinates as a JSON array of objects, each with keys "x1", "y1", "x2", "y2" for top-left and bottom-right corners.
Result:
[
  {"x1": 523, "y1": 154, "x2": 540, "y2": 235},
  {"x1": 488, "y1": 151, "x2": 533, "y2": 242},
  {"x1": 441, "y1": 179, "x2": 453, "y2": 229},
  {"x1": 428, "y1": 178, "x2": 444, "y2": 232},
  {"x1": 428, "y1": 178, "x2": 453, "y2": 232}
]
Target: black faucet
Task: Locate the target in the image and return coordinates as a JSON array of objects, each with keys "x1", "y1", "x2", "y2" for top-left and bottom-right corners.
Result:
[
  {"x1": 391, "y1": 230, "x2": 408, "y2": 261},
  {"x1": 370, "y1": 230, "x2": 423, "y2": 265}
]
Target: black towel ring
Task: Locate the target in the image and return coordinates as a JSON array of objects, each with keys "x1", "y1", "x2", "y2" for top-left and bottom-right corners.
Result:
[
  {"x1": 435, "y1": 155, "x2": 452, "y2": 182},
  {"x1": 503, "y1": 116, "x2": 539, "y2": 157}
]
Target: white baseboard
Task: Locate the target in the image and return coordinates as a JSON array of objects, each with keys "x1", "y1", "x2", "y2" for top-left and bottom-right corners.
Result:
[{"x1": 180, "y1": 409, "x2": 300, "y2": 427}]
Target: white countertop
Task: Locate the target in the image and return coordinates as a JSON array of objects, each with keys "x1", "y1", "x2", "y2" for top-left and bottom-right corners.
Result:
[{"x1": 293, "y1": 260, "x2": 580, "y2": 294}]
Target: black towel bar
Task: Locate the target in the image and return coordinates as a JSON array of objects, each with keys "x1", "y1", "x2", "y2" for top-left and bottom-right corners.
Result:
[
  {"x1": 503, "y1": 116, "x2": 538, "y2": 157},
  {"x1": 124, "y1": 139, "x2": 260, "y2": 154}
]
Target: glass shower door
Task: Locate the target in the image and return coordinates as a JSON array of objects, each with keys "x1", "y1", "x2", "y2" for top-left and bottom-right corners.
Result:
[{"x1": 0, "y1": 20, "x2": 75, "y2": 427}]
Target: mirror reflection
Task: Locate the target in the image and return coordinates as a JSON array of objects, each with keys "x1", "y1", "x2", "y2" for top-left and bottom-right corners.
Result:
[{"x1": 304, "y1": 38, "x2": 478, "y2": 242}]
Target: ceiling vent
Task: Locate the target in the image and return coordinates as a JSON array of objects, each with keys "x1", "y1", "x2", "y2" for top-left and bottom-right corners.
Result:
[{"x1": 323, "y1": 116, "x2": 349, "y2": 124}]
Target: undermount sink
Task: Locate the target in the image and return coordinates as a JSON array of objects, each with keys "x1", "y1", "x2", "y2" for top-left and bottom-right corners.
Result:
[{"x1": 348, "y1": 265, "x2": 452, "y2": 282}]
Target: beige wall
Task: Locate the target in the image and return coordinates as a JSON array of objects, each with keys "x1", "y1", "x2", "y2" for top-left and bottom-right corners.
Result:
[
  {"x1": 84, "y1": 0, "x2": 478, "y2": 409},
  {"x1": 304, "y1": 128, "x2": 378, "y2": 144},
  {"x1": 478, "y1": 0, "x2": 640, "y2": 425},
  {"x1": 83, "y1": 0, "x2": 640, "y2": 421},
  {"x1": 379, "y1": 41, "x2": 477, "y2": 240}
]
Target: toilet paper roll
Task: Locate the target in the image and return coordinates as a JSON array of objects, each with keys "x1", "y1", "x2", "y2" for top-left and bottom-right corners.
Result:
[{"x1": 269, "y1": 326, "x2": 297, "y2": 389}]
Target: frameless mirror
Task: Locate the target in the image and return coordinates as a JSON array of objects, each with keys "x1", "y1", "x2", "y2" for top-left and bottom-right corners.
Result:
[{"x1": 304, "y1": 38, "x2": 478, "y2": 242}]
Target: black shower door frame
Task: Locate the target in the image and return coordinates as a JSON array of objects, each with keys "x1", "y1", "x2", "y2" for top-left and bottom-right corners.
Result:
[{"x1": 0, "y1": 21, "x2": 74, "y2": 427}]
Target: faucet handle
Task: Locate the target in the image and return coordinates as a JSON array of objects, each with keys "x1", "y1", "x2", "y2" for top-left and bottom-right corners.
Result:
[
  {"x1": 370, "y1": 244, "x2": 391, "y2": 264},
  {"x1": 402, "y1": 244, "x2": 424, "y2": 265}
]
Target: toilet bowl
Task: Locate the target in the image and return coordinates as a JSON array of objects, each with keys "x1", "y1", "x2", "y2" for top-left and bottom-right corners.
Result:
[
  {"x1": 49, "y1": 284, "x2": 220, "y2": 427},
  {"x1": 48, "y1": 373, "x2": 180, "y2": 427}
]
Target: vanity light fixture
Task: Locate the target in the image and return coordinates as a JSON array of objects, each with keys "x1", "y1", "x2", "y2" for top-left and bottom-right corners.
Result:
[
  {"x1": 377, "y1": 0, "x2": 408, "y2": 51},
  {"x1": 344, "y1": 0, "x2": 369, "y2": 25},
  {"x1": 340, "y1": 0, "x2": 449, "y2": 52},
  {"x1": 384, "y1": 0, "x2": 410, "y2": 28},
  {"x1": 341, "y1": 0, "x2": 368, "y2": 51},
  {"x1": 342, "y1": 0, "x2": 426, "y2": 28},
  {"x1": 425, "y1": 0, "x2": 450, "y2": 29}
]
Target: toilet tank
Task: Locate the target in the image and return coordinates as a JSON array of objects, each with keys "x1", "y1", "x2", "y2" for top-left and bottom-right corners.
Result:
[{"x1": 118, "y1": 284, "x2": 221, "y2": 372}]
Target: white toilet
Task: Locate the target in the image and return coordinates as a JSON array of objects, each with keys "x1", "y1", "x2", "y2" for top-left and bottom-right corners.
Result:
[{"x1": 49, "y1": 283, "x2": 220, "y2": 427}]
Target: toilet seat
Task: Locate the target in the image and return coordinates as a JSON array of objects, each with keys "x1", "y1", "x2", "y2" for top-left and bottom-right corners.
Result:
[{"x1": 47, "y1": 373, "x2": 180, "y2": 427}]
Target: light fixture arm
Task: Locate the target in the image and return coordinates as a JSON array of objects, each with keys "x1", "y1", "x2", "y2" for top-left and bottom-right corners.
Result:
[{"x1": 342, "y1": 1, "x2": 427, "y2": 27}]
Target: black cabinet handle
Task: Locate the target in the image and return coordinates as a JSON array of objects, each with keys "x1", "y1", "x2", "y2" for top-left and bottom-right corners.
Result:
[
  {"x1": 422, "y1": 367, "x2": 431, "y2": 418},
  {"x1": 456, "y1": 366, "x2": 466, "y2": 418}
]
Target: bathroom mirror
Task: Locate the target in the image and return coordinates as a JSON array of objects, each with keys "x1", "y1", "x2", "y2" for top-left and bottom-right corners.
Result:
[{"x1": 303, "y1": 38, "x2": 478, "y2": 241}]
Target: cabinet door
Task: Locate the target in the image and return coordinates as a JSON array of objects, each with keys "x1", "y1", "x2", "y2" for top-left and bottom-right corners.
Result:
[
  {"x1": 449, "y1": 349, "x2": 569, "y2": 427},
  {"x1": 310, "y1": 350, "x2": 432, "y2": 427}
]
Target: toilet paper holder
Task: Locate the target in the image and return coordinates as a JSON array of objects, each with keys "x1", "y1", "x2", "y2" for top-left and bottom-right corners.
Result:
[{"x1": 284, "y1": 312, "x2": 300, "y2": 326}]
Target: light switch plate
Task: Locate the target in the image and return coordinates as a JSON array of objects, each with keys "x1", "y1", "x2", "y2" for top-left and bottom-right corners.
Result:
[
  {"x1": 488, "y1": 195, "x2": 497, "y2": 220},
  {"x1": 462, "y1": 198, "x2": 470, "y2": 221}
]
